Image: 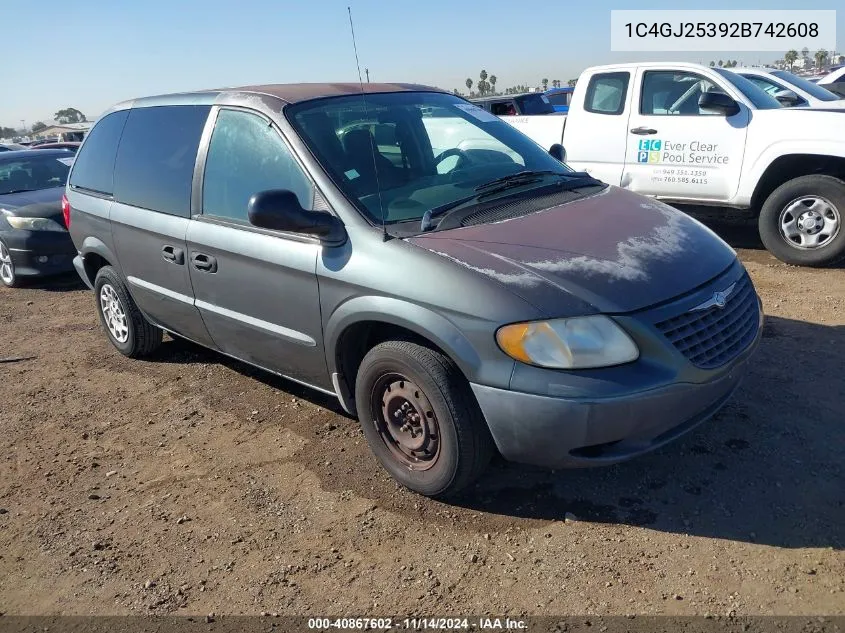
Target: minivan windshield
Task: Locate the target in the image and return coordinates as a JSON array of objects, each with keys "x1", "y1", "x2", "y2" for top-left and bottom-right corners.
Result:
[{"x1": 287, "y1": 91, "x2": 578, "y2": 228}]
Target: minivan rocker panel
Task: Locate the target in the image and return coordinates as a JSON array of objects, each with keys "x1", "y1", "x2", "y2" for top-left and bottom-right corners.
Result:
[{"x1": 66, "y1": 83, "x2": 762, "y2": 497}]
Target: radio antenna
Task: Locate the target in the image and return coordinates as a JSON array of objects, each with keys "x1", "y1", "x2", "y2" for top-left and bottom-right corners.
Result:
[{"x1": 348, "y1": 6, "x2": 388, "y2": 241}]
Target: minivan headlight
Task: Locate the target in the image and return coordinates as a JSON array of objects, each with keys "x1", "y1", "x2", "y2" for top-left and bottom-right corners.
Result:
[
  {"x1": 496, "y1": 316, "x2": 639, "y2": 369},
  {"x1": 6, "y1": 216, "x2": 66, "y2": 232}
]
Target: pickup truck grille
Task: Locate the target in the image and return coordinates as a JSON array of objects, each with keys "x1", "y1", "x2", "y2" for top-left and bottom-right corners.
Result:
[{"x1": 654, "y1": 273, "x2": 759, "y2": 369}]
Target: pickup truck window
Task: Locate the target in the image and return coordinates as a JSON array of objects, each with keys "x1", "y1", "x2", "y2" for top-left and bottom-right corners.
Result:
[
  {"x1": 712, "y1": 68, "x2": 782, "y2": 109},
  {"x1": 640, "y1": 71, "x2": 725, "y2": 116},
  {"x1": 770, "y1": 70, "x2": 840, "y2": 102},
  {"x1": 514, "y1": 93, "x2": 555, "y2": 115},
  {"x1": 584, "y1": 72, "x2": 629, "y2": 115},
  {"x1": 491, "y1": 101, "x2": 518, "y2": 116},
  {"x1": 287, "y1": 92, "x2": 572, "y2": 227}
]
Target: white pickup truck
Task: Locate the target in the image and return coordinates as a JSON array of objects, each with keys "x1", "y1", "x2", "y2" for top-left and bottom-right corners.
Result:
[{"x1": 501, "y1": 62, "x2": 845, "y2": 267}]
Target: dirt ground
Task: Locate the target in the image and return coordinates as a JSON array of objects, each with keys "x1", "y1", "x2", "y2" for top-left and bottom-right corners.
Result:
[{"x1": 0, "y1": 221, "x2": 843, "y2": 618}]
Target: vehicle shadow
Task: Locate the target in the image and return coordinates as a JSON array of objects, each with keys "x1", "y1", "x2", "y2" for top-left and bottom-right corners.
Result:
[
  {"x1": 449, "y1": 315, "x2": 845, "y2": 550},
  {"x1": 139, "y1": 316, "x2": 844, "y2": 550},
  {"x1": 19, "y1": 272, "x2": 86, "y2": 292},
  {"x1": 145, "y1": 335, "x2": 348, "y2": 416}
]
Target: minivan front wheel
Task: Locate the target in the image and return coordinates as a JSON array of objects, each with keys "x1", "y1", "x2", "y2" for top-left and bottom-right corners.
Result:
[
  {"x1": 759, "y1": 175, "x2": 845, "y2": 267},
  {"x1": 94, "y1": 266, "x2": 162, "y2": 357},
  {"x1": 354, "y1": 340, "x2": 493, "y2": 498}
]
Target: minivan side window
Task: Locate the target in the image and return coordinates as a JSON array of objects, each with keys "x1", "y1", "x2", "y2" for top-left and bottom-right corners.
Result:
[
  {"x1": 68, "y1": 110, "x2": 128, "y2": 195},
  {"x1": 113, "y1": 105, "x2": 210, "y2": 217},
  {"x1": 202, "y1": 109, "x2": 313, "y2": 223},
  {"x1": 584, "y1": 72, "x2": 629, "y2": 115}
]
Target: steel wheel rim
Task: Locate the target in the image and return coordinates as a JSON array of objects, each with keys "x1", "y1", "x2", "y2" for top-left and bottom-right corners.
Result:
[
  {"x1": 778, "y1": 196, "x2": 841, "y2": 250},
  {"x1": 0, "y1": 242, "x2": 14, "y2": 285},
  {"x1": 370, "y1": 373, "x2": 441, "y2": 471},
  {"x1": 99, "y1": 284, "x2": 129, "y2": 343}
]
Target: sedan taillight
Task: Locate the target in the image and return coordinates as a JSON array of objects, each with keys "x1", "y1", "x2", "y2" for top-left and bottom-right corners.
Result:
[{"x1": 61, "y1": 194, "x2": 71, "y2": 229}]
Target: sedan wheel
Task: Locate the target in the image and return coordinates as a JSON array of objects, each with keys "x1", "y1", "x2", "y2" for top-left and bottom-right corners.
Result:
[{"x1": 0, "y1": 241, "x2": 17, "y2": 287}]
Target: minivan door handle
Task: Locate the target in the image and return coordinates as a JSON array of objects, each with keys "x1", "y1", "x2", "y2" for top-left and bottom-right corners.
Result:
[
  {"x1": 630, "y1": 127, "x2": 658, "y2": 135},
  {"x1": 190, "y1": 252, "x2": 218, "y2": 273},
  {"x1": 161, "y1": 245, "x2": 185, "y2": 265}
]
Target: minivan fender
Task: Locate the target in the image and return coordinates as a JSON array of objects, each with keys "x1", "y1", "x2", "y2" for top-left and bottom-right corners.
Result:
[
  {"x1": 77, "y1": 236, "x2": 120, "y2": 285},
  {"x1": 323, "y1": 295, "x2": 484, "y2": 381}
]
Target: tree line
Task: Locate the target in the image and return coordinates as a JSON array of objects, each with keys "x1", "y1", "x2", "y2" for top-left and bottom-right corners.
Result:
[
  {"x1": 1, "y1": 108, "x2": 87, "y2": 139},
  {"x1": 456, "y1": 70, "x2": 577, "y2": 97}
]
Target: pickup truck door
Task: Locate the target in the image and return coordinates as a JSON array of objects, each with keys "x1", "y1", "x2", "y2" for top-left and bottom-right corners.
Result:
[
  {"x1": 622, "y1": 68, "x2": 749, "y2": 201},
  {"x1": 562, "y1": 70, "x2": 634, "y2": 185}
]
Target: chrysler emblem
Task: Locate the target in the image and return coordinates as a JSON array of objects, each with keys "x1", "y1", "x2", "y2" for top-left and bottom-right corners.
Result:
[{"x1": 691, "y1": 282, "x2": 736, "y2": 312}]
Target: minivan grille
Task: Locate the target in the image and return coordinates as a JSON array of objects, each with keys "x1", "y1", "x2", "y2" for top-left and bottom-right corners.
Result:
[{"x1": 654, "y1": 273, "x2": 759, "y2": 369}]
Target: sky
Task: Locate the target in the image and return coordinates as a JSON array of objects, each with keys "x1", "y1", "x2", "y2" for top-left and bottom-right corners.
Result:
[{"x1": 2, "y1": 0, "x2": 843, "y2": 129}]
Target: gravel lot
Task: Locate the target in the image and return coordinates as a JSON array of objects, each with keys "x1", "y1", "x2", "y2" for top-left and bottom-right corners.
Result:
[{"x1": 0, "y1": 221, "x2": 843, "y2": 617}]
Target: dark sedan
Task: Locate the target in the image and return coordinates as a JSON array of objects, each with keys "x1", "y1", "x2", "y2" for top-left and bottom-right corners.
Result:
[
  {"x1": 32, "y1": 142, "x2": 81, "y2": 153},
  {"x1": 0, "y1": 150, "x2": 75, "y2": 287}
]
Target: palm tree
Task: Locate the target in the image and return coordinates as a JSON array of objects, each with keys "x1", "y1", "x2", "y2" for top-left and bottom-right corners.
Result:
[
  {"x1": 839, "y1": 55, "x2": 845, "y2": 65},
  {"x1": 784, "y1": 49, "x2": 798, "y2": 69},
  {"x1": 465, "y1": 78, "x2": 473, "y2": 94},
  {"x1": 814, "y1": 49, "x2": 828, "y2": 70},
  {"x1": 709, "y1": 61, "x2": 715, "y2": 67},
  {"x1": 567, "y1": 79, "x2": 577, "y2": 87},
  {"x1": 541, "y1": 78, "x2": 549, "y2": 92},
  {"x1": 489, "y1": 75, "x2": 497, "y2": 94},
  {"x1": 718, "y1": 60, "x2": 724, "y2": 67}
]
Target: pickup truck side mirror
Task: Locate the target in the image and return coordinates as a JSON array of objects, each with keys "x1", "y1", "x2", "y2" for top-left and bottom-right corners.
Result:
[
  {"x1": 549, "y1": 143, "x2": 566, "y2": 163},
  {"x1": 698, "y1": 91, "x2": 740, "y2": 116},
  {"x1": 247, "y1": 189, "x2": 345, "y2": 241},
  {"x1": 774, "y1": 89, "x2": 802, "y2": 107}
]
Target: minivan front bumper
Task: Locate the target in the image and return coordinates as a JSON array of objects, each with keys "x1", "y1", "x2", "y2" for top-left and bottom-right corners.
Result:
[{"x1": 471, "y1": 331, "x2": 759, "y2": 469}]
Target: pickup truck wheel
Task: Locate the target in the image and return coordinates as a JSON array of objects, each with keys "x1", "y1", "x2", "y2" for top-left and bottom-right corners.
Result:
[
  {"x1": 94, "y1": 266, "x2": 163, "y2": 358},
  {"x1": 354, "y1": 340, "x2": 493, "y2": 498},
  {"x1": 759, "y1": 175, "x2": 845, "y2": 267}
]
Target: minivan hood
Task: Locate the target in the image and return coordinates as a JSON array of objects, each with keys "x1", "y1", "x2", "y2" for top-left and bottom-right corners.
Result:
[
  {"x1": 408, "y1": 186, "x2": 737, "y2": 314},
  {"x1": 0, "y1": 186, "x2": 64, "y2": 219}
]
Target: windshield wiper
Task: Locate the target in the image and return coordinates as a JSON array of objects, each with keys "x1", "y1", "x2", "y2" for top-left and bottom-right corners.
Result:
[
  {"x1": 474, "y1": 169, "x2": 559, "y2": 193},
  {"x1": 419, "y1": 170, "x2": 603, "y2": 232},
  {"x1": 2, "y1": 188, "x2": 36, "y2": 194}
]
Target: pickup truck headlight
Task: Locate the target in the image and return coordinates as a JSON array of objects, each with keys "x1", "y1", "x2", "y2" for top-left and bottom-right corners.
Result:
[
  {"x1": 496, "y1": 316, "x2": 639, "y2": 369},
  {"x1": 5, "y1": 216, "x2": 66, "y2": 232}
]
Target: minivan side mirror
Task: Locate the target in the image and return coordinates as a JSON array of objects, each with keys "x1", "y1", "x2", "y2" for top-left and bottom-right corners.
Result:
[
  {"x1": 549, "y1": 143, "x2": 566, "y2": 163},
  {"x1": 774, "y1": 89, "x2": 802, "y2": 107},
  {"x1": 247, "y1": 189, "x2": 344, "y2": 240},
  {"x1": 698, "y1": 91, "x2": 740, "y2": 116}
]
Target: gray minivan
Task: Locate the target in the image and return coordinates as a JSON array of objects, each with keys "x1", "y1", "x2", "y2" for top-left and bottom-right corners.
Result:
[{"x1": 66, "y1": 83, "x2": 762, "y2": 497}]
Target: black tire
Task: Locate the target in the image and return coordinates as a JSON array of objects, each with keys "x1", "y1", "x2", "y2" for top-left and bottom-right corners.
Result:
[
  {"x1": 758, "y1": 175, "x2": 845, "y2": 267},
  {"x1": 0, "y1": 239, "x2": 21, "y2": 288},
  {"x1": 354, "y1": 340, "x2": 494, "y2": 498},
  {"x1": 93, "y1": 266, "x2": 162, "y2": 358}
]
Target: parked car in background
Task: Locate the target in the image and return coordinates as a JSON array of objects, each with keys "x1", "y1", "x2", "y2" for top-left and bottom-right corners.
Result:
[
  {"x1": 730, "y1": 67, "x2": 845, "y2": 108},
  {"x1": 29, "y1": 138, "x2": 60, "y2": 147},
  {"x1": 817, "y1": 67, "x2": 845, "y2": 97},
  {"x1": 0, "y1": 149, "x2": 76, "y2": 287},
  {"x1": 544, "y1": 86, "x2": 575, "y2": 112},
  {"x1": 67, "y1": 83, "x2": 761, "y2": 497},
  {"x1": 0, "y1": 143, "x2": 28, "y2": 152},
  {"x1": 497, "y1": 61, "x2": 845, "y2": 267},
  {"x1": 32, "y1": 142, "x2": 81, "y2": 153},
  {"x1": 470, "y1": 92, "x2": 556, "y2": 116}
]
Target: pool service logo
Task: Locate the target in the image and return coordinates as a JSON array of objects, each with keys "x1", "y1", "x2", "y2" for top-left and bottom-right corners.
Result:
[{"x1": 637, "y1": 139, "x2": 662, "y2": 163}]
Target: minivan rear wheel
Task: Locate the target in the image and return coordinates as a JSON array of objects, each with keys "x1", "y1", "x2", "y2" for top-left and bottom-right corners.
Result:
[
  {"x1": 94, "y1": 266, "x2": 162, "y2": 357},
  {"x1": 354, "y1": 340, "x2": 493, "y2": 498}
]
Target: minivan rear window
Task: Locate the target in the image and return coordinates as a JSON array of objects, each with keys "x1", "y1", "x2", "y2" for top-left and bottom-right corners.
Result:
[
  {"x1": 113, "y1": 105, "x2": 210, "y2": 217},
  {"x1": 68, "y1": 110, "x2": 128, "y2": 195}
]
